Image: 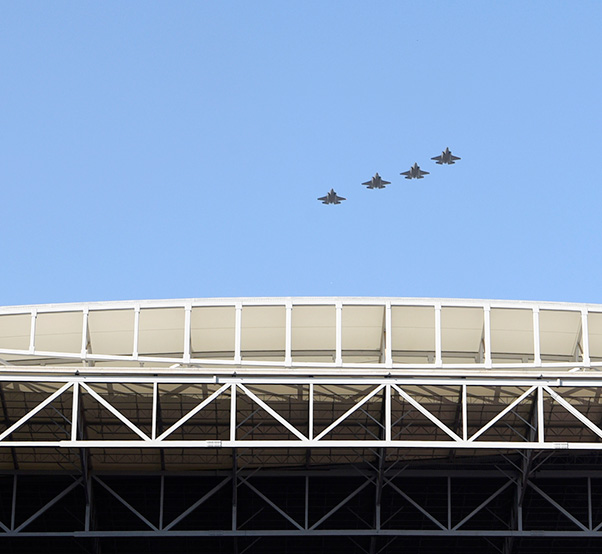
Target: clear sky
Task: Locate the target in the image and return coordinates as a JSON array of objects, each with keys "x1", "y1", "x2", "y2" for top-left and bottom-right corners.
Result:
[{"x1": 2, "y1": 1, "x2": 602, "y2": 306}]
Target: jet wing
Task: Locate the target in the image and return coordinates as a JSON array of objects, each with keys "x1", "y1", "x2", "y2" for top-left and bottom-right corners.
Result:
[
  {"x1": 335, "y1": 195, "x2": 346, "y2": 202},
  {"x1": 318, "y1": 195, "x2": 328, "y2": 203},
  {"x1": 431, "y1": 155, "x2": 443, "y2": 162},
  {"x1": 451, "y1": 155, "x2": 461, "y2": 161},
  {"x1": 361, "y1": 180, "x2": 373, "y2": 186},
  {"x1": 419, "y1": 169, "x2": 429, "y2": 176},
  {"x1": 381, "y1": 180, "x2": 391, "y2": 185}
]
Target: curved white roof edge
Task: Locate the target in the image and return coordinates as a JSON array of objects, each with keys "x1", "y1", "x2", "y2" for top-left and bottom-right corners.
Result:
[{"x1": 1, "y1": 296, "x2": 601, "y2": 313}]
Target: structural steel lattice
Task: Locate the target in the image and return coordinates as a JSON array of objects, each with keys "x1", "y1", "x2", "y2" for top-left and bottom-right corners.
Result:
[{"x1": 1, "y1": 298, "x2": 602, "y2": 552}]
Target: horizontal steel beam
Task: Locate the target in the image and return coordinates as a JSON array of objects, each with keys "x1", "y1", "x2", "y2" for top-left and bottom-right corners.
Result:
[{"x1": 2, "y1": 530, "x2": 602, "y2": 538}]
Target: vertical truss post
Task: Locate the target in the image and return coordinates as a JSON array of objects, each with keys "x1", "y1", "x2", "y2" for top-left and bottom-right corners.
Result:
[
  {"x1": 159, "y1": 474, "x2": 165, "y2": 531},
  {"x1": 304, "y1": 448, "x2": 311, "y2": 531},
  {"x1": 230, "y1": 384, "x2": 237, "y2": 442},
  {"x1": 152, "y1": 382, "x2": 158, "y2": 440},
  {"x1": 71, "y1": 381, "x2": 79, "y2": 443},
  {"x1": 308, "y1": 383, "x2": 314, "y2": 441},
  {"x1": 28, "y1": 309, "x2": 37, "y2": 354},
  {"x1": 385, "y1": 302, "x2": 392, "y2": 368},
  {"x1": 385, "y1": 384, "x2": 391, "y2": 442},
  {"x1": 537, "y1": 385, "x2": 545, "y2": 444},
  {"x1": 335, "y1": 302, "x2": 342, "y2": 366},
  {"x1": 133, "y1": 305, "x2": 140, "y2": 360},
  {"x1": 435, "y1": 304, "x2": 442, "y2": 367},
  {"x1": 81, "y1": 308, "x2": 89, "y2": 362},
  {"x1": 285, "y1": 301, "x2": 292, "y2": 367},
  {"x1": 582, "y1": 309, "x2": 591, "y2": 366},
  {"x1": 517, "y1": 479, "x2": 523, "y2": 531},
  {"x1": 11, "y1": 474, "x2": 17, "y2": 531},
  {"x1": 156, "y1": 385, "x2": 165, "y2": 471},
  {"x1": 588, "y1": 477, "x2": 592, "y2": 531},
  {"x1": 462, "y1": 384, "x2": 468, "y2": 441},
  {"x1": 505, "y1": 393, "x2": 538, "y2": 553},
  {"x1": 183, "y1": 303, "x2": 191, "y2": 365},
  {"x1": 232, "y1": 448, "x2": 239, "y2": 554},
  {"x1": 304, "y1": 474, "x2": 309, "y2": 530},
  {"x1": 234, "y1": 303, "x2": 242, "y2": 365},
  {"x1": 484, "y1": 305, "x2": 492, "y2": 369},
  {"x1": 533, "y1": 308, "x2": 541, "y2": 366},
  {"x1": 76, "y1": 384, "x2": 100, "y2": 550},
  {"x1": 447, "y1": 476, "x2": 452, "y2": 530},
  {"x1": 370, "y1": 390, "x2": 389, "y2": 554}
]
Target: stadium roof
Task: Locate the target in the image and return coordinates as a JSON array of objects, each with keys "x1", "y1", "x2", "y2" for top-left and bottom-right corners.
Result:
[{"x1": 0, "y1": 297, "x2": 600, "y2": 372}]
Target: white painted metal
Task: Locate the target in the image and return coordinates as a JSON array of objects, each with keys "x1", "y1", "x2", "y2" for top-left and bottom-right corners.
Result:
[
  {"x1": 533, "y1": 308, "x2": 541, "y2": 365},
  {"x1": 3, "y1": 296, "x2": 602, "y2": 544},
  {"x1": 1, "y1": 297, "x2": 601, "y2": 372},
  {"x1": 0, "y1": 376, "x2": 599, "y2": 450}
]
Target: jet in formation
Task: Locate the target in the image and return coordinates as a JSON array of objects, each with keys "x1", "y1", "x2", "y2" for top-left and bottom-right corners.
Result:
[
  {"x1": 401, "y1": 163, "x2": 429, "y2": 180},
  {"x1": 431, "y1": 147, "x2": 461, "y2": 165},
  {"x1": 362, "y1": 173, "x2": 391, "y2": 189},
  {"x1": 318, "y1": 148, "x2": 460, "y2": 203},
  {"x1": 318, "y1": 189, "x2": 346, "y2": 204}
]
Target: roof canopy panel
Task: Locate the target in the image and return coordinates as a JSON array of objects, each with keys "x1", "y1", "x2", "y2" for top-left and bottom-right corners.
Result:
[{"x1": 0, "y1": 298, "x2": 598, "y2": 371}]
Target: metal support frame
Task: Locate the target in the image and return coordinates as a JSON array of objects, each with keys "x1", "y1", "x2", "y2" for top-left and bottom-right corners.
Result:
[
  {"x1": 0, "y1": 297, "x2": 598, "y2": 373},
  {"x1": 1, "y1": 467, "x2": 602, "y2": 538},
  {"x1": 3, "y1": 298, "x2": 602, "y2": 547},
  {"x1": 1, "y1": 375, "x2": 602, "y2": 450}
]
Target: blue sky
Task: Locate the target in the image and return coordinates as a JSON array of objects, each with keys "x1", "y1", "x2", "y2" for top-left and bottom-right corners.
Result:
[{"x1": 2, "y1": 1, "x2": 602, "y2": 306}]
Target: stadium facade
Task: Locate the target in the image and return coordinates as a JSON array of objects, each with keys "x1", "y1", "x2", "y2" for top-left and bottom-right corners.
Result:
[{"x1": 1, "y1": 297, "x2": 602, "y2": 553}]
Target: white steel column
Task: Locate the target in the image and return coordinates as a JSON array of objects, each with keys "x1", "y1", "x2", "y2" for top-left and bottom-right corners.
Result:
[
  {"x1": 308, "y1": 382, "x2": 314, "y2": 440},
  {"x1": 462, "y1": 384, "x2": 468, "y2": 441},
  {"x1": 435, "y1": 304, "x2": 442, "y2": 367},
  {"x1": 537, "y1": 385, "x2": 545, "y2": 444},
  {"x1": 28, "y1": 309, "x2": 37, "y2": 354},
  {"x1": 71, "y1": 382, "x2": 79, "y2": 442},
  {"x1": 484, "y1": 305, "x2": 492, "y2": 369},
  {"x1": 133, "y1": 305, "x2": 140, "y2": 359},
  {"x1": 183, "y1": 303, "x2": 191, "y2": 364},
  {"x1": 582, "y1": 309, "x2": 591, "y2": 366},
  {"x1": 234, "y1": 303, "x2": 242, "y2": 364},
  {"x1": 285, "y1": 301, "x2": 292, "y2": 367},
  {"x1": 230, "y1": 383, "x2": 237, "y2": 442},
  {"x1": 385, "y1": 384, "x2": 391, "y2": 442},
  {"x1": 335, "y1": 302, "x2": 342, "y2": 366},
  {"x1": 81, "y1": 308, "x2": 89, "y2": 360},
  {"x1": 152, "y1": 381, "x2": 158, "y2": 440},
  {"x1": 385, "y1": 302, "x2": 392, "y2": 368},
  {"x1": 533, "y1": 308, "x2": 541, "y2": 365}
]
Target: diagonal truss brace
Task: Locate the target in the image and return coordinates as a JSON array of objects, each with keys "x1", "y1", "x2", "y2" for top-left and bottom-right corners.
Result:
[
  {"x1": 392, "y1": 384, "x2": 461, "y2": 442},
  {"x1": 237, "y1": 384, "x2": 307, "y2": 441},
  {"x1": 0, "y1": 382, "x2": 73, "y2": 442},
  {"x1": 157, "y1": 383, "x2": 231, "y2": 441},
  {"x1": 314, "y1": 385, "x2": 385, "y2": 441},
  {"x1": 80, "y1": 383, "x2": 151, "y2": 441},
  {"x1": 469, "y1": 386, "x2": 536, "y2": 443}
]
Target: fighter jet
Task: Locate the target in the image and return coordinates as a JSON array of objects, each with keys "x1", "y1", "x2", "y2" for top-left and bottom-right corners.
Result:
[
  {"x1": 432, "y1": 147, "x2": 461, "y2": 165},
  {"x1": 401, "y1": 163, "x2": 429, "y2": 179},
  {"x1": 362, "y1": 173, "x2": 391, "y2": 189},
  {"x1": 318, "y1": 189, "x2": 346, "y2": 204}
]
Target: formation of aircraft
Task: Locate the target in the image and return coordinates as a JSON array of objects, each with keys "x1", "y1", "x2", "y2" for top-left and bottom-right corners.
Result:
[{"x1": 318, "y1": 147, "x2": 460, "y2": 205}]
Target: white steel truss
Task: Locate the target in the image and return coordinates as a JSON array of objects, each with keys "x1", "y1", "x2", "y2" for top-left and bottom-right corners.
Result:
[
  {"x1": 3, "y1": 298, "x2": 602, "y2": 547},
  {"x1": 0, "y1": 374, "x2": 602, "y2": 450}
]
